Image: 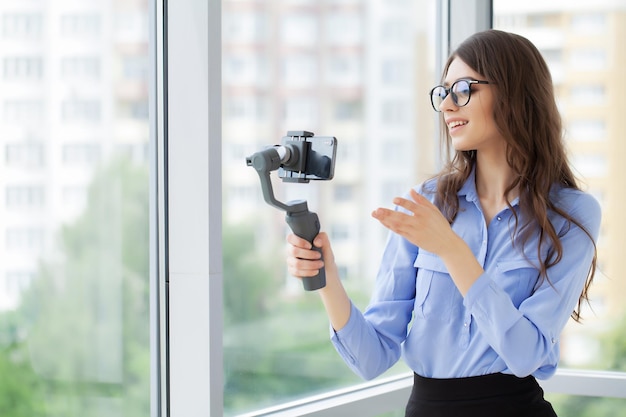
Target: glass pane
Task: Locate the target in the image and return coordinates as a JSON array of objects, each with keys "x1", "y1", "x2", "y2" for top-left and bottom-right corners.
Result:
[
  {"x1": 547, "y1": 393, "x2": 626, "y2": 417},
  {"x1": 222, "y1": 0, "x2": 436, "y2": 414},
  {"x1": 493, "y1": 0, "x2": 626, "y2": 374},
  {"x1": 0, "y1": 1, "x2": 151, "y2": 416}
]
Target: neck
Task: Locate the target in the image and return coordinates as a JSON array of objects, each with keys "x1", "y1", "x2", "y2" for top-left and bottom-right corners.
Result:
[{"x1": 474, "y1": 151, "x2": 518, "y2": 205}]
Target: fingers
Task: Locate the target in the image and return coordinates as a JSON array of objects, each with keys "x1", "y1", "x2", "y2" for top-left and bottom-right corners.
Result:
[{"x1": 286, "y1": 233, "x2": 325, "y2": 278}]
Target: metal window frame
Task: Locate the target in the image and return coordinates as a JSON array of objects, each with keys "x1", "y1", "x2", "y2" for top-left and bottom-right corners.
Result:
[{"x1": 155, "y1": 0, "x2": 626, "y2": 416}]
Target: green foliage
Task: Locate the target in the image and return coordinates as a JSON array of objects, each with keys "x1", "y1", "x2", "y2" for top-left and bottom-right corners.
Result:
[
  {"x1": 549, "y1": 393, "x2": 626, "y2": 417},
  {"x1": 222, "y1": 222, "x2": 281, "y2": 325},
  {"x1": 0, "y1": 157, "x2": 150, "y2": 417},
  {"x1": 599, "y1": 315, "x2": 626, "y2": 372}
]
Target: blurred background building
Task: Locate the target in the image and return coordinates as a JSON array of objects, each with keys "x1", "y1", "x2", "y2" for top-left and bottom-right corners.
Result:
[{"x1": 0, "y1": 0, "x2": 149, "y2": 310}]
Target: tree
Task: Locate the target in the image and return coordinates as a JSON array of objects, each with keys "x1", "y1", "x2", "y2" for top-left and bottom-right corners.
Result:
[{"x1": 0, "y1": 157, "x2": 150, "y2": 417}]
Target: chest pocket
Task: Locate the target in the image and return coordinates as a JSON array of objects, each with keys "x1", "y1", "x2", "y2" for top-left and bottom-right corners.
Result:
[
  {"x1": 413, "y1": 252, "x2": 463, "y2": 322},
  {"x1": 494, "y1": 259, "x2": 540, "y2": 308}
]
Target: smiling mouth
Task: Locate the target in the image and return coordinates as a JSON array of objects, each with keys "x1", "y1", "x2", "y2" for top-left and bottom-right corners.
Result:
[{"x1": 447, "y1": 120, "x2": 468, "y2": 129}]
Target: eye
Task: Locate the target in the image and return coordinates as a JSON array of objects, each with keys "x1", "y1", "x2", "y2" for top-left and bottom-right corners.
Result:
[{"x1": 453, "y1": 80, "x2": 471, "y2": 96}]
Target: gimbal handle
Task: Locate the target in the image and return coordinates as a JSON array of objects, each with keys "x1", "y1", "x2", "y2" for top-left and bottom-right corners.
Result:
[
  {"x1": 246, "y1": 146, "x2": 326, "y2": 291},
  {"x1": 285, "y1": 203, "x2": 325, "y2": 291}
]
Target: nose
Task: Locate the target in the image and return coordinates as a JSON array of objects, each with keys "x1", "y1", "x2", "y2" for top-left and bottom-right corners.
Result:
[{"x1": 438, "y1": 93, "x2": 457, "y2": 112}]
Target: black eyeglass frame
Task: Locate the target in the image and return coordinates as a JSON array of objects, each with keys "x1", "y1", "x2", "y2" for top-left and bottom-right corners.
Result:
[{"x1": 429, "y1": 79, "x2": 491, "y2": 112}]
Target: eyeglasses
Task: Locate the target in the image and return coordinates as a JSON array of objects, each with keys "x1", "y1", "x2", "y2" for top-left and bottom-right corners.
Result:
[{"x1": 429, "y1": 79, "x2": 490, "y2": 112}]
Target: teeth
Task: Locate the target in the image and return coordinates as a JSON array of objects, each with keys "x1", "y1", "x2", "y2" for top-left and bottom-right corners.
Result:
[{"x1": 448, "y1": 120, "x2": 468, "y2": 129}]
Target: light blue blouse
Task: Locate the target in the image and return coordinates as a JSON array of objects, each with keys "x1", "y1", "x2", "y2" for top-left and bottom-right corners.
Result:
[{"x1": 330, "y1": 170, "x2": 601, "y2": 381}]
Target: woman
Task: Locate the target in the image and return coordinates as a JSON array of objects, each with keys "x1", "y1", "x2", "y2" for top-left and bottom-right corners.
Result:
[{"x1": 286, "y1": 29, "x2": 600, "y2": 417}]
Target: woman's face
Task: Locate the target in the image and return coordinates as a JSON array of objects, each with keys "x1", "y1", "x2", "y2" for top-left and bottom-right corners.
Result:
[{"x1": 440, "y1": 58, "x2": 504, "y2": 154}]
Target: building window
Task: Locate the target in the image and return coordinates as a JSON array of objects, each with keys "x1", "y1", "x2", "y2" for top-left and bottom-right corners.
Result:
[
  {"x1": 569, "y1": 85, "x2": 605, "y2": 106},
  {"x1": 334, "y1": 184, "x2": 353, "y2": 202},
  {"x1": 223, "y1": 12, "x2": 267, "y2": 43},
  {"x1": 283, "y1": 97, "x2": 318, "y2": 124},
  {"x1": 333, "y1": 99, "x2": 362, "y2": 121},
  {"x1": 571, "y1": 13, "x2": 606, "y2": 35},
  {"x1": 1, "y1": 13, "x2": 43, "y2": 39},
  {"x1": 62, "y1": 143, "x2": 101, "y2": 165},
  {"x1": 5, "y1": 142, "x2": 45, "y2": 168},
  {"x1": 326, "y1": 14, "x2": 361, "y2": 45},
  {"x1": 61, "y1": 56, "x2": 101, "y2": 80},
  {"x1": 5, "y1": 228, "x2": 45, "y2": 252},
  {"x1": 3, "y1": 56, "x2": 43, "y2": 80},
  {"x1": 572, "y1": 154, "x2": 608, "y2": 178},
  {"x1": 5, "y1": 186, "x2": 45, "y2": 209},
  {"x1": 282, "y1": 54, "x2": 317, "y2": 86},
  {"x1": 61, "y1": 99, "x2": 101, "y2": 123},
  {"x1": 3, "y1": 100, "x2": 44, "y2": 125},
  {"x1": 60, "y1": 13, "x2": 101, "y2": 38},
  {"x1": 381, "y1": 59, "x2": 409, "y2": 85},
  {"x1": 569, "y1": 48, "x2": 607, "y2": 71},
  {"x1": 281, "y1": 14, "x2": 317, "y2": 46},
  {"x1": 381, "y1": 99, "x2": 408, "y2": 124},
  {"x1": 326, "y1": 54, "x2": 362, "y2": 86},
  {"x1": 568, "y1": 120, "x2": 606, "y2": 142}
]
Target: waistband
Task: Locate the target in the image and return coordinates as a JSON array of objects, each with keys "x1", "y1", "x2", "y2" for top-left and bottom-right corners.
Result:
[{"x1": 411, "y1": 373, "x2": 540, "y2": 402}]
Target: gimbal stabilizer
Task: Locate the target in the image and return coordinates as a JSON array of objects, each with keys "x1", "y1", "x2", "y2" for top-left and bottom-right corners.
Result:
[{"x1": 246, "y1": 131, "x2": 336, "y2": 291}]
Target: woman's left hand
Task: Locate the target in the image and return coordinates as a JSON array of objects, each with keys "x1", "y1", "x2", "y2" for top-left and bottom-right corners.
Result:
[{"x1": 372, "y1": 189, "x2": 456, "y2": 257}]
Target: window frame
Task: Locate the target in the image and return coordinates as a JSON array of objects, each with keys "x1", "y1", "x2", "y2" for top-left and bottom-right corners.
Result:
[{"x1": 156, "y1": 0, "x2": 626, "y2": 416}]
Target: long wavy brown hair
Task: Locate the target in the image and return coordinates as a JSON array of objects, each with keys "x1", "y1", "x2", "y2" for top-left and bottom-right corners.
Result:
[{"x1": 433, "y1": 29, "x2": 597, "y2": 322}]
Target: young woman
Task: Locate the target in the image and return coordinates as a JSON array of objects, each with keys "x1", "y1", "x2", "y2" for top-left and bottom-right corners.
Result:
[{"x1": 286, "y1": 29, "x2": 600, "y2": 417}]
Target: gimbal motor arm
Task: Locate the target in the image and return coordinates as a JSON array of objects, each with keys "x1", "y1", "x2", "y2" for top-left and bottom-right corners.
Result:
[{"x1": 246, "y1": 140, "x2": 326, "y2": 291}]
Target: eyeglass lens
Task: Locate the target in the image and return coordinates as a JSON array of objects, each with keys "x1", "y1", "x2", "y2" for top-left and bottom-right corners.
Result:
[{"x1": 430, "y1": 80, "x2": 472, "y2": 111}]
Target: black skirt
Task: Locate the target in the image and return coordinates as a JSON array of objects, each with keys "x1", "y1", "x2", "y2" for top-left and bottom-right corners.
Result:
[{"x1": 405, "y1": 373, "x2": 557, "y2": 417}]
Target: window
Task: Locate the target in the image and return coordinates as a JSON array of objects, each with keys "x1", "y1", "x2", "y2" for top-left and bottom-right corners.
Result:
[
  {"x1": 381, "y1": 99, "x2": 409, "y2": 124},
  {"x1": 282, "y1": 54, "x2": 317, "y2": 86},
  {"x1": 221, "y1": 0, "x2": 435, "y2": 414},
  {"x1": 569, "y1": 48, "x2": 607, "y2": 71},
  {"x1": 5, "y1": 142, "x2": 45, "y2": 168},
  {"x1": 283, "y1": 97, "x2": 318, "y2": 124},
  {"x1": 326, "y1": 53, "x2": 362, "y2": 86},
  {"x1": 571, "y1": 154, "x2": 608, "y2": 178},
  {"x1": 571, "y1": 13, "x2": 606, "y2": 35},
  {"x1": 333, "y1": 99, "x2": 362, "y2": 121},
  {"x1": 61, "y1": 56, "x2": 101, "y2": 80},
  {"x1": 60, "y1": 13, "x2": 101, "y2": 38},
  {"x1": 1, "y1": 13, "x2": 43, "y2": 39},
  {"x1": 568, "y1": 120, "x2": 606, "y2": 142},
  {"x1": 62, "y1": 143, "x2": 102, "y2": 165},
  {"x1": 5, "y1": 185, "x2": 45, "y2": 209},
  {"x1": 5, "y1": 227, "x2": 45, "y2": 252},
  {"x1": 61, "y1": 98, "x2": 101, "y2": 123},
  {"x1": 281, "y1": 14, "x2": 317, "y2": 46},
  {"x1": 223, "y1": 12, "x2": 268, "y2": 43},
  {"x1": 2, "y1": 56, "x2": 43, "y2": 80},
  {"x1": 326, "y1": 13, "x2": 362, "y2": 45},
  {"x1": 570, "y1": 85, "x2": 605, "y2": 106},
  {"x1": 0, "y1": 2, "x2": 151, "y2": 415},
  {"x1": 3, "y1": 100, "x2": 44, "y2": 125}
]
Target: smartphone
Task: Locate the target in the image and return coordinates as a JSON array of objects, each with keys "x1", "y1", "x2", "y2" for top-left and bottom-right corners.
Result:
[{"x1": 278, "y1": 131, "x2": 337, "y2": 182}]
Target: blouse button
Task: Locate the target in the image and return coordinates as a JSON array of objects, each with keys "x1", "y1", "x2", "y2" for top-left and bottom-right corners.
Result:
[{"x1": 496, "y1": 216, "x2": 502, "y2": 221}]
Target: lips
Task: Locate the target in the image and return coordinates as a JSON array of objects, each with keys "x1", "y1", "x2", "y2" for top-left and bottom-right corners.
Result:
[
  {"x1": 446, "y1": 119, "x2": 468, "y2": 129},
  {"x1": 445, "y1": 119, "x2": 468, "y2": 134}
]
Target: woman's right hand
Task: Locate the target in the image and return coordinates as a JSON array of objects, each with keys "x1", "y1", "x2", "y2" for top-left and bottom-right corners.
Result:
[
  {"x1": 286, "y1": 231, "x2": 351, "y2": 330},
  {"x1": 286, "y1": 232, "x2": 333, "y2": 279}
]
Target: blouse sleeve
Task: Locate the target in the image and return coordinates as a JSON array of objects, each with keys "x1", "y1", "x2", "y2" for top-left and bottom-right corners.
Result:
[{"x1": 330, "y1": 213, "x2": 419, "y2": 380}]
